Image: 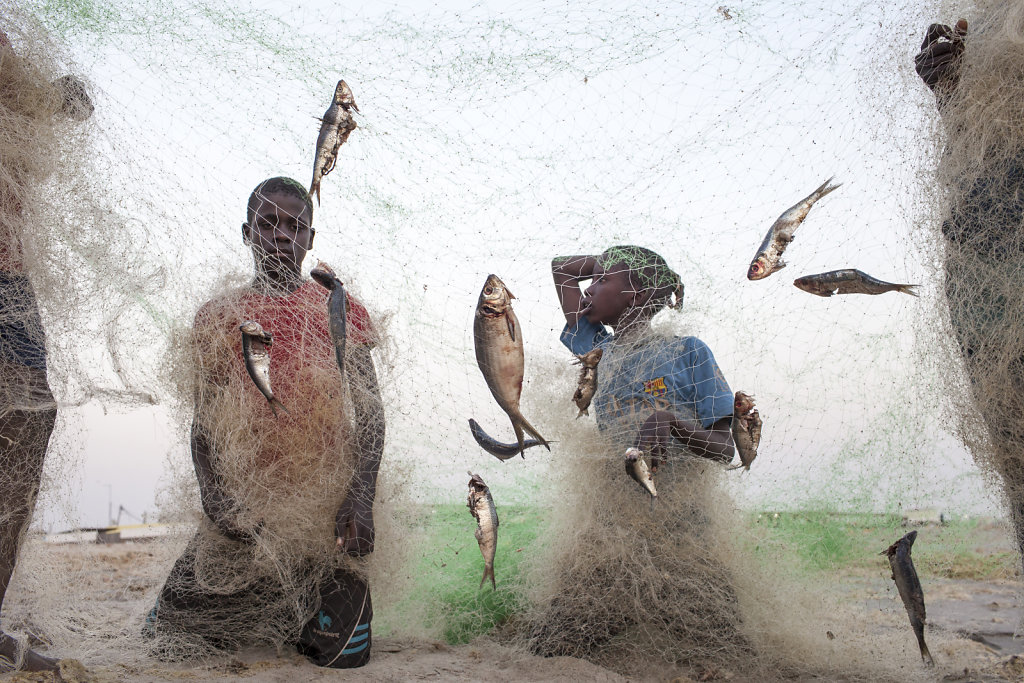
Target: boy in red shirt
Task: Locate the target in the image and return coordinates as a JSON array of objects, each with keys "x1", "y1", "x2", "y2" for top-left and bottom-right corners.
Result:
[{"x1": 146, "y1": 177, "x2": 383, "y2": 668}]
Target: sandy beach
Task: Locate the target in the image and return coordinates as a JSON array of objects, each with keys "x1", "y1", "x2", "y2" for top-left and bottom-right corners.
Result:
[{"x1": 1, "y1": 518, "x2": 1024, "y2": 683}]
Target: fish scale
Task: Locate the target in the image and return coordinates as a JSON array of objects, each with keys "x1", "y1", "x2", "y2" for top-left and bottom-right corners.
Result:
[
  {"x1": 468, "y1": 472, "x2": 499, "y2": 590},
  {"x1": 239, "y1": 320, "x2": 287, "y2": 417},
  {"x1": 309, "y1": 79, "x2": 358, "y2": 205},
  {"x1": 793, "y1": 269, "x2": 919, "y2": 297},
  {"x1": 572, "y1": 347, "x2": 603, "y2": 418},
  {"x1": 882, "y1": 530, "x2": 934, "y2": 667},
  {"x1": 747, "y1": 177, "x2": 841, "y2": 281},
  {"x1": 473, "y1": 274, "x2": 549, "y2": 457}
]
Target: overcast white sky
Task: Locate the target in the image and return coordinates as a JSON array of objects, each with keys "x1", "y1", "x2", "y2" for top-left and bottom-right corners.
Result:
[{"x1": 21, "y1": 0, "x2": 1002, "y2": 530}]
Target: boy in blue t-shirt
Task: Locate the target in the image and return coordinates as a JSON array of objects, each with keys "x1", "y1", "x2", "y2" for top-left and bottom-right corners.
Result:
[
  {"x1": 552, "y1": 245, "x2": 735, "y2": 469},
  {"x1": 532, "y1": 245, "x2": 743, "y2": 661}
]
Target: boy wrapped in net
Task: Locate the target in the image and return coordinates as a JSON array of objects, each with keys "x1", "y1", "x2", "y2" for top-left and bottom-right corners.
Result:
[
  {"x1": 144, "y1": 177, "x2": 384, "y2": 668},
  {"x1": 529, "y1": 245, "x2": 745, "y2": 667}
]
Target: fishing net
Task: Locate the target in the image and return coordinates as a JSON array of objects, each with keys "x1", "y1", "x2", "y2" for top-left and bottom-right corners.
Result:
[
  {"x1": 0, "y1": 0, "x2": 1016, "y2": 680},
  {"x1": 924, "y1": 0, "x2": 1024, "y2": 574}
]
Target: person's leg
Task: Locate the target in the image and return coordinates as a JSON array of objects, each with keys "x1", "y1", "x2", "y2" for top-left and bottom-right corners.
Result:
[
  {"x1": 945, "y1": 257, "x2": 1024, "y2": 573},
  {"x1": 146, "y1": 531, "x2": 262, "y2": 657},
  {"x1": 296, "y1": 566, "x2": 372, "y2": 668},
  {"x1": 0, "y1": 399, "x2": 57, "y2": 672}
]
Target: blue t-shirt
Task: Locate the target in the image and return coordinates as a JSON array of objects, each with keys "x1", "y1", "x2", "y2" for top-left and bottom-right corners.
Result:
[{"x1": 560, "y1": 316, "x2": 733, "y2": 430}]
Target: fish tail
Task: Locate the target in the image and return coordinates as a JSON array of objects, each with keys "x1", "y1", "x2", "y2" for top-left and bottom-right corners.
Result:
[
  {"x1": 480, "y1": 563, "x2": 495, "y2": 590},
  {"x1": 917, "y1": 636, "x2": 934, "y2": 667},
  {"x1": 815, "y1": 176, "x2": 842, "y2": 199},
  {"x1": 896, "y1": 284, "x2": 919, "y2": 297},
  {"x1": 512, "y1": 421, "x2": 526, "y2": 458},
  {"x1": 269, "y1": 397, "x2": 289, "y2": 417},
  {"x1": 515, "y1": 413, "x2": 550, "y2": 451}
]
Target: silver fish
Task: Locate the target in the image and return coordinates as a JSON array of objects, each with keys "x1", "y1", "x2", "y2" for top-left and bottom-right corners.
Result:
[
  {"x1": 309, "y1": 79, "x2": 359, "y2": 206},
  {"x1": 794, "y1": 269, "x2": 918, "y2": 297},
  {"x1": 468, "y1": 418, "x2": 547, "y2": 462},
  {"x1": 239, "y1": 321, "x2": 287, "y2": 417},
  {"x1": 572, "y1": 347, "x2": 603, "y2": 418},
  {"x1": 881, "y1": 530, "x2": 934, "y2": 667},
  {"x1": 473, "y1": 274, "x2": 549, "y2": 457},
  {"x1": 728, "y1": 391, "x2": 762, "y2": 471},
  {"x1": 747, "y1": 178, "x2": 841, "y2": 280},
  {"x1": 309, "y1": 262, "x2": 348, "y2": 380},
  {"x1": 624, "y1": 447, "x2": 657, "y2": 509},
  {"x1": 467, "y1": 472, "x2": 499, "y2": 590}
]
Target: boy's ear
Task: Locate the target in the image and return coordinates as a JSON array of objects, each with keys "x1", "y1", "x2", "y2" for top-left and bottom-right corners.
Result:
[
  {"x1": 632, "y1": 288, "x2": 654, "y2": 307},
  {"x1": 308, "y1": 227, "x2": 316, "y2": 249}
]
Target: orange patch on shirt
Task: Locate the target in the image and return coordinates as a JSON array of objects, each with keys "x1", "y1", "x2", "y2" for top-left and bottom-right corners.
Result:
[{"x1": 643, "y1": 377, "x2": 667, "y2": 397}]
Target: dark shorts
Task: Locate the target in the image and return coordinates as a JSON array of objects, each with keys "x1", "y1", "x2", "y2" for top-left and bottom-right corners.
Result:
[
  {"x1": 145, "y1": 534, "x2": 372, "y2": 669},
  {"x1": 0, "y1": 273, "x2": 46, "y2": 370}
]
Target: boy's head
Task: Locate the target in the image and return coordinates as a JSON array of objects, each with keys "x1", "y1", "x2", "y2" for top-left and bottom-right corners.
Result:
[
  {"x1": 242, "y1": 177, "x2": 315, "y2": 279},
  {"x1": 581, "y1": 245, "x2": 682, "y2": 328}
]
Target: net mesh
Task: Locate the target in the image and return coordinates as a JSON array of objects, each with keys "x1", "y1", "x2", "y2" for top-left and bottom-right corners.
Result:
[{"x1": 0, "y1": 0, "x2": 1018, "y2": 679}]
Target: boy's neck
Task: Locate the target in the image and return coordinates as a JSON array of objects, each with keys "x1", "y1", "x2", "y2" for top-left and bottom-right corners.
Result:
[
  {"x1": 251, "y1": 268, "x2": 304, "y2": 295},
  {"x1": 612, "y1": 307, "x2": 656, "y2": 344}
]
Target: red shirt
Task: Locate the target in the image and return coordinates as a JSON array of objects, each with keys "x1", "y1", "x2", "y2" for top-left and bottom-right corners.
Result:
[{"x1": 191, "y1": 280, "x2": 376, "y2": 482}]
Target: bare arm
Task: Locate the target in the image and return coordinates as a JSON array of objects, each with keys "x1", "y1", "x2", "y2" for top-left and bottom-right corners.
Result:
[
  {"x1": 191, "y1": 424, "x2": 254, "y2": 541},
  {"x1": 335, "y1": 343, "x2": 385, "y2": 556},
  {"x1": 551, "y1": 254, "x2": 599, "y2": 327},
  {"x1": 637, "y1": 411, "x2": 735, "y2": 466}
]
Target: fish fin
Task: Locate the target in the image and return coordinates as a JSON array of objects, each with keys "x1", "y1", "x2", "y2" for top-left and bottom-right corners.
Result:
[
  {"x1": 898, "y1": 284, "x2": 919, "y2": 297},
  {"x1": 516, "y1": 413, "x2": 550, "y2": 451},
  {"x1": 506, "y1": 314, "x2": 516, "y2": 342}
]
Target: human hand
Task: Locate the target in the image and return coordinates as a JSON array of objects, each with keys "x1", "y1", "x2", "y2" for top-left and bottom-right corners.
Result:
[
  {"x1": 210, "y1": 511, "x2": 262, "y2": 543},
  {"x1": 335, "y1": 495, "x2": 375, "y2": 556},
  {"x1": 914, "y1": 19, "x2": 967, "y2": 96},
  {"x1": 636, "y1": 410, "x2": 677, "y2": 471}
]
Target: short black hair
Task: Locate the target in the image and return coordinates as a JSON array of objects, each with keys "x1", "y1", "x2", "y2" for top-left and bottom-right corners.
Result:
[
  {"x1": 246, "y1": 177, "x2": 314, "y2": 225},
  {"x1": 600, "y1": 244, "x2": 684, "y2": 310}
]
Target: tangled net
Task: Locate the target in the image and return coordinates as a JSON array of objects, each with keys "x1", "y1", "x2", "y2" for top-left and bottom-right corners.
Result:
[
  {"x1": 0, "y1": 0, "x2": 1018, "y2": 679},
  {"x1": 928, "y1": 0, "x2": 1024, "y2": 570}
]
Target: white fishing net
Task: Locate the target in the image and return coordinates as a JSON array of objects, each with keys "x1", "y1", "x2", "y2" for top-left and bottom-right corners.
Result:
[{"x1": 0, "y1": 0, "x2": 1014, "y2": 679}]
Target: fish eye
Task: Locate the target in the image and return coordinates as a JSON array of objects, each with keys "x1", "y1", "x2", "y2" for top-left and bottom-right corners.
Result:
[{"x1": 484, "y1": 287, "x2": 493, "y2": 295}]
